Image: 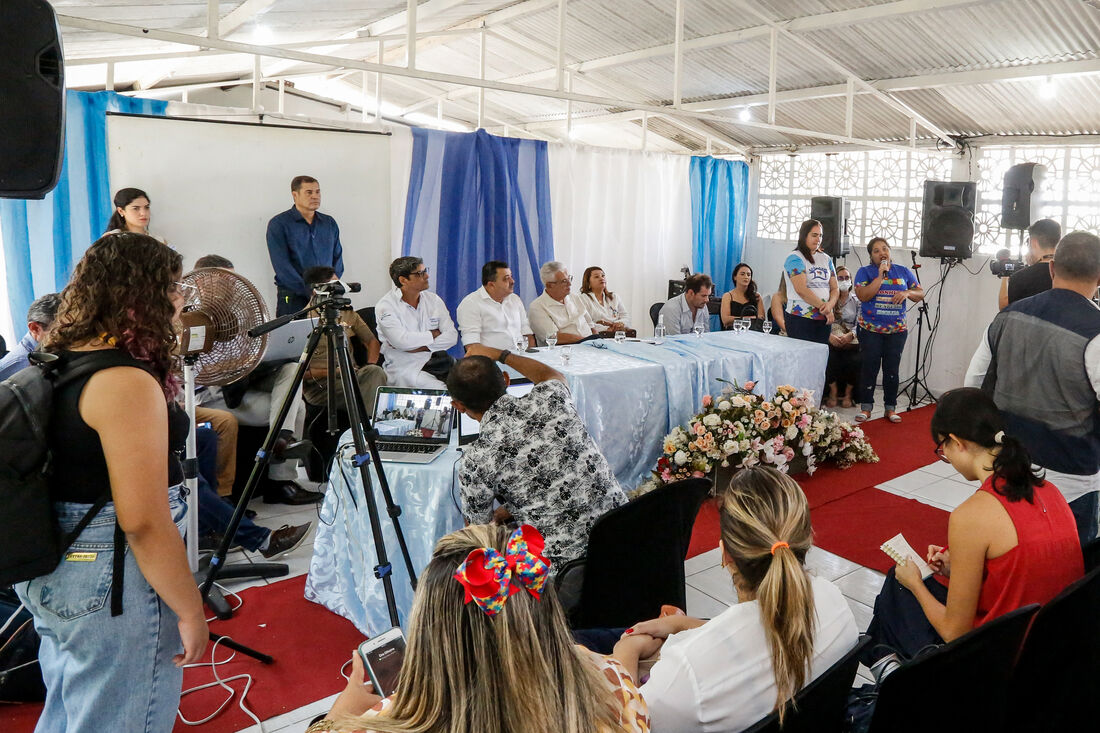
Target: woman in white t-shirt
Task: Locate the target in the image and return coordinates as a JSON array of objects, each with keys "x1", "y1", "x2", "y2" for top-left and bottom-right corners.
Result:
[
  {"x1": 782, "y1": 219, "x2": 837, "y2": 345},
  {"x1": 580, "y1": 266, "x2": 631, "y2": 333},
  {"x1": 612, "y1": 467, "x2": 858, "y2": 732}
]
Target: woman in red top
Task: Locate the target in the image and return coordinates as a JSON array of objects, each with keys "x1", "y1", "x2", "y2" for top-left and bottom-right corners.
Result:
[{"x1": 864, "y1": 387, "x2": 1083, "y2": 665}]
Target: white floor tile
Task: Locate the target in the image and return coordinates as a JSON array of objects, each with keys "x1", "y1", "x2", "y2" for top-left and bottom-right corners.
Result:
[
  {"x1": 909, "y1": 477, "x2": 976, "y2": 511},
  {"x1": 879, "y1": 469, "x2": 940, "y2": 496},
  {"x1": 237, "y1": 692, "x2": 339, "y2": 733},
  {"x1": 833, "y1": 567, "x2": 886, "y2": 608},
  {"x1": 846, "y1": 597, "x2": 874, "y2": 634},
  {"x1": 805, "y1": 546, "x2": 862, "y2": 581},
  {"x1": 685, "y1": 565, "x2": 739, "y2": 606},
  {"x1": 685, "y1": 547, "x2": 722, "y2": 576},
  {"x1": 685, "y1": 585, "x2": 731, "y2": 619}
]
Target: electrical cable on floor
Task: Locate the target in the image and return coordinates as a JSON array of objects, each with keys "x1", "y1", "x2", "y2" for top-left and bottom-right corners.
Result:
[{"x1": 177, "y1": 635, "x2": 264, "y2": 731}]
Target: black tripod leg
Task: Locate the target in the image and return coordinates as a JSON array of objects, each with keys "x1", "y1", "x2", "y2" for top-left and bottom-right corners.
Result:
[{"x1": 200, "y1": 325, "x2": 325, "y2": 599}]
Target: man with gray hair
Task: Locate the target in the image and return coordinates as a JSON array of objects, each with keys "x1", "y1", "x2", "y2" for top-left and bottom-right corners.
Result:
[
  {"x1": 966, "y1": 231, "x2": 1100, "y2": 545},
  {"x1": 527, "y1": 261, "x2": 596, "y2": 346},
  {"x1": 0, "y1": 292, "x2": 62, "y2": 380}
]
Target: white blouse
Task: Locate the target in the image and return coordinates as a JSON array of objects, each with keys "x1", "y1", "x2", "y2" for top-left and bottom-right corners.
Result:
[
  {"x1": 582, "y1": 291, "x2": 631, "y2": 330},
  {"x1": 641, "y1": 575, "x2": 858, "y2": 733}
]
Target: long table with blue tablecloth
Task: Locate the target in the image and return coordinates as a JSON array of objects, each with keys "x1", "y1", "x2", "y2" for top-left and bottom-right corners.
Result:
[{"x1": 305, "y1": 331, "x2": 827, "y2": 635}]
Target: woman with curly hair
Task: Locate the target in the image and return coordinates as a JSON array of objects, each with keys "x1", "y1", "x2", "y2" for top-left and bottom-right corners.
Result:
[
  {"x1": 14, "y1": 232, "x2": 207, "y2": 732},
  {"x1": 310, "y1": 524, "x2": 650, "y2": 733}
]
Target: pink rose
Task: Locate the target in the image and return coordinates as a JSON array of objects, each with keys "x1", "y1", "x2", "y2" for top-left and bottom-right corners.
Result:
[{"x1": 702, "y1": 395, "x2": 713, "y2": 407}]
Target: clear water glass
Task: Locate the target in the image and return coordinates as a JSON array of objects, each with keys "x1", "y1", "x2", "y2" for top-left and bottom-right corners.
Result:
[
  {"x1": 559, "y1": 347, "x2": 571, "y2": 366},
  {"x1": 545, "y1": 333, "x2": 558, "y2": 348},
  {"x1": 692, "y1": 324, "x2": 704, "y2": 338},
  {"x1": 515, "y1": 336, "x2": 527, "y2": 352},
  {"x1": 614, "y1": 330, "x2": 626, "y2": 343},
  {"x1": 739, "y1": 318, "x2": 752, "y2": 333},
  {"x1": 762, "y1": 320, "x2": 773, "y2": 334},
  {"x1": 653, "y1": 323, "x2": 666, "y2": 344}
]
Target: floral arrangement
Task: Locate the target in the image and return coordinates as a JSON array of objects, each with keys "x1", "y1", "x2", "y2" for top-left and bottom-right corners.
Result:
[{"x1": 642, "y1": 380, "x2": 877, "y2": 493}]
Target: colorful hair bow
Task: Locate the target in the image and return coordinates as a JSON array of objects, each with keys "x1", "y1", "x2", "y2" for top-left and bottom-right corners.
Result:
[{"x1": 453, "y1": 524, "x2": 551, "y2": 616}]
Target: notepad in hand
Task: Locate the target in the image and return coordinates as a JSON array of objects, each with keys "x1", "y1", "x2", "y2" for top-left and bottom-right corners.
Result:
[{"x1": 880, "y1": 533, "x2": 934, "y2": 579}]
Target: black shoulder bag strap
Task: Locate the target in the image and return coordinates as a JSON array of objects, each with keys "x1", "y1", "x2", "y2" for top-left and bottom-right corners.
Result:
[{"x1": 45, "y1": 351, "x2": 157, "y2": 617}]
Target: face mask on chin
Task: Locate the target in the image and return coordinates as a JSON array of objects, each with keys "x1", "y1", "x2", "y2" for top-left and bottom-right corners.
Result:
[{"x1": 838, "y1": 280, "x2": 852, "y2": 292}]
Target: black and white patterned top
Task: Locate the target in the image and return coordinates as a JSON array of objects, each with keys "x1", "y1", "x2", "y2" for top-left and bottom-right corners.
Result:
[{"x1": 458, "y1": 379, "x2": 628, "y2": 566}]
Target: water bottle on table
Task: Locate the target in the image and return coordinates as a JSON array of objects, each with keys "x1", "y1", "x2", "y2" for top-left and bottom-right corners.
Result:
[{"x1": 654, "y1": 314, "x2": 666, "y2": 344}]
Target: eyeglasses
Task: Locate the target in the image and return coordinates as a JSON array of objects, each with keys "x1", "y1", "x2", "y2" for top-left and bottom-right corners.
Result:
[
  {"x1": 549, "y1": 275, "x2": 573, "y2": 286},
  {"x1": 934, "y1": 438, "x2": 949, "y2": 463},
  {"x1": 171, "y1": 281, "x2": 198, "y2": 295},
  {"x1": 409, "y1": 267, "x2": 430, "y2": 278}
]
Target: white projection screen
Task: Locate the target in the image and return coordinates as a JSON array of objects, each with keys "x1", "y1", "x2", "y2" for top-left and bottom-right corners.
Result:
[{"x1": 106, "y1": 114, "x2": 393, "y2": 312}]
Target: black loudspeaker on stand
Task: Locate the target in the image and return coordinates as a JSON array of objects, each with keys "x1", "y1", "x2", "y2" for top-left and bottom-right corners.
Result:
[
  {"x1": 919, "y1": 181, "x2": 976, "y2": 260},
  {"x1": 199, "y1": 287, "x2": 418, "y2": 663},
  {"x1": 900, "y1": 251, "x2": 935, "y2": 410},
  {"x1": 811, "y1": 196, "x2": 850, "y2": 258},
  {"x1": 0, "y1": 0, "x2": 65, "y2": 199}
]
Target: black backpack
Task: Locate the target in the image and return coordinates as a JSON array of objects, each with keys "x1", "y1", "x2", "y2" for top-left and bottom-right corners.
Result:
[{"x1": 0, "y1": 350, "x2": 146, "y2": 616}]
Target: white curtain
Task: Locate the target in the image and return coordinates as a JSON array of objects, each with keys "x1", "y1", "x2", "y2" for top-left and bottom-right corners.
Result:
[
  {"x1": 547, "y1": 145, "x2": 693, "y2": 336},
  {"x1": 388, "y1": 125, "x2": 414, "y2": 261}
]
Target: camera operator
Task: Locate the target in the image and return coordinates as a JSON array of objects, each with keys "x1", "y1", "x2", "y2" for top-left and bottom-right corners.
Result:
[{"x1": 998, "y1": 219, "x2": 1060, "y2": 310}]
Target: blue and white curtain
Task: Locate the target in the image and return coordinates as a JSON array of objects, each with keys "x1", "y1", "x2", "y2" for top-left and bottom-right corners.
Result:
[
  {"x1": 690, "y1": 156, "x2": 749, "y2": 293},
  {"x1": 401, "y1": 128, "x2": 554, "y2": 352},
  {"x1": 1, "y1": 91, "x2": 167, "y2": 333}
]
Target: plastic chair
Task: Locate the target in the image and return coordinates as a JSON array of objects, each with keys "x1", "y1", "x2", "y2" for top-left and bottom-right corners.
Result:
[
  {"x1": 649, "y1": 302, "x2": 664, "y2": 328},
  {"x1": 867, "y1": 604, "x2": 1039, "y2": 733},
  {"x1": 1006, "y1": 566, "x2": 1100, "y2": 733},
  {"x1": 554, "y1": 477, "x2": 712, "y2": 629},
  {"x1": 742, "y1": 636, "x2": 872, "y2": 733}
]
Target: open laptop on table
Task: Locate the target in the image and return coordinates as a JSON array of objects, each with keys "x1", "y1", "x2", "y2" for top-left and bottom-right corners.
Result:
[
  {"x1": 261, "y1": 318, "x2": 314, "y2": 363},
  {"x1": 371, "y1": 386, "x2": 454, "y2": 464}
]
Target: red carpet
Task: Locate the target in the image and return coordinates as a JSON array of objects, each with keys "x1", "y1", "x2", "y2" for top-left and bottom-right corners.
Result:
[
  {"x1": 2, "y1": 575, "x2": 365, "y2": 733},
  {"x1": 810, "y1": 488, "x2": 950, "y2": 574},
  {"x1": 687, "y1": 407, "x2": 949, "y2": 566}
]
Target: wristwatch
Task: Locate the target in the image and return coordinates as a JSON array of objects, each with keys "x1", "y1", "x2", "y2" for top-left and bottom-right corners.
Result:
[{"x1": 497, "y1": 349, "x2": 511, "y2": 365}]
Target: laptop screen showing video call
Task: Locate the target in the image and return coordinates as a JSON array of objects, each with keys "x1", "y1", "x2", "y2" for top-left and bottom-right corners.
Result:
[{"x1": 372, "y1": 388, "x2": 454, "y2": 443}]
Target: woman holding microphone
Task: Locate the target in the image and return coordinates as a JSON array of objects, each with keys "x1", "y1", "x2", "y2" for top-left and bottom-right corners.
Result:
[{"x1": 853, "y1": 237, "x2": 923, "y2": 423}]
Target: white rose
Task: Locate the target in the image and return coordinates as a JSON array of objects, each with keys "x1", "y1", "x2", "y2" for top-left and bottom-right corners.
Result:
[
  {"x1": 703, "y1": 413, "x2": 721, "y2": 427},
  {"x1": 740, "y1": 439, "x2": 751, "y2": 452},
  {"x1": 723, "y1": 440, "x2": 737, "y2": 453},
  {"x1": 731, "y1": 395, "x2": 747, "y2": 407},
  {"x1": 786, "y1": 425, "x2": 798, "y2": 440},
  {"x1": 674, "y1": 450, "x2": 689, "y2": 466},
  {"x1": 717, "y1": 401, "x2": 731, "y2": 411}
]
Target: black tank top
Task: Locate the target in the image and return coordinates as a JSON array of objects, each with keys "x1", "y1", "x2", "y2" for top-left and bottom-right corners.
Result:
[{"x1": 48, "y1": 350, "x2": 188, "y2": 502}]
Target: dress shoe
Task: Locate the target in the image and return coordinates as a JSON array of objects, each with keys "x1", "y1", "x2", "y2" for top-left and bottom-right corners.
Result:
[
  {"x1": 262, "y1": 480, "x2": 324, "y2": 505},
  {"x1": 260, "y1": 522, "x2": 312, "y2": 559}
]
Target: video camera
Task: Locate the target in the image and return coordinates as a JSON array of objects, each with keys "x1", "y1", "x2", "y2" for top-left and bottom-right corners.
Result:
[
  {"x1": 989, "y1": 249, "x2": 1025, "y2": 278},
  {"x1": 312, "y1": 280, "x2": 362, "y2": 296}
]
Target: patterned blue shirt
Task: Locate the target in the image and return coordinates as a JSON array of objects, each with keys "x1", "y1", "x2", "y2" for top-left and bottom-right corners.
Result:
[{"x1": 265, "y1": 206, "x2": 344, "y2": 297}]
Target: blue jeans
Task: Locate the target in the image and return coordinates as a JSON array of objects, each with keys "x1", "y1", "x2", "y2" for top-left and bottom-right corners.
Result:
[
  {"x1": 1068, "y1": 491, "x2": 1100, "y2": 548},
  {"x1": 196, "y1": 427, "x2": 269, "y2": 551},
  {"x1": 15, "y1": 487, "x2": 188, "y2": 733},
  {"x1": 858, "y1": 328, "x2": 908, "y2": 412}
]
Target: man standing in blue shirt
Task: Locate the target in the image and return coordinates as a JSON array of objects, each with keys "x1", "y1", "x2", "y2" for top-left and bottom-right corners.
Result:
[
  {"x1": 266, "y1": 175, "x2": 344, "y2": 316},
  {"x1": 0, "y1": 293, "x2": 61, "y2": 381}
]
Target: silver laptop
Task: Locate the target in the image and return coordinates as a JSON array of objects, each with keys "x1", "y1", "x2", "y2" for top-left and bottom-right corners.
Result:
[
  {"x1": 372, "y1": 387, "x2": 453, "y2": 464},
  {"x1": 261, "y1": 319, "x2": 314, "y2": 363}
]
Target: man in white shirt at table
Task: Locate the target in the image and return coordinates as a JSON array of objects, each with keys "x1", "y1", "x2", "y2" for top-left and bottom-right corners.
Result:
[
  {"x1": 375, "y1": 256, "x2": 458, "y2": 388},
  {"x1": 456, "y1": 260, "x2": 535, "y2": 351},
  {"x1": 527, "y1": 261, "x2": 597, "y2": 346},
  {"x1": 660, "y1": 273, "x2": 714, "y2": 335}
]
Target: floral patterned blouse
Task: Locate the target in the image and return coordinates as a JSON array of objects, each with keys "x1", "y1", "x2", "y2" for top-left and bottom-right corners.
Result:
[{"x1": 356, "y1": 650, "x2": 651, "y2": 732}]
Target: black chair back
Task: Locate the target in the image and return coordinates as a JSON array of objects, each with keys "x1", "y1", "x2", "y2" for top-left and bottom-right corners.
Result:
[
  {"x1": 354, "y1": 307, "x2": 382, "y2": 368},
  {"x1": 868, "y1": 604, "x2": 1039, "y2": 733},
  {"x1": 649, "y1": 302, "x2": 663, "y2": 328},
  {"x1": 742, "y1": 636, "x2": 871, "y2": 733},
  {"x1": 560, "y1": 477, "x2": 711, "y2": 629},
  {"x1": 1083, "y1": 536, "x2": 1100, "y2": 572},
  {"x1": 1007, "y1": 566, "x2": 1100, "y2": 733}
]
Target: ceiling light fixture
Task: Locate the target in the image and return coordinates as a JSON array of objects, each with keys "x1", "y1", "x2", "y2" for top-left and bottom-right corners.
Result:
[
  {"x1": 1039, "y1": 76, "x2": 1057, "y2": 100},
  {"x1": 739, "y1": 107, "x2": 752, "y2": 122}
]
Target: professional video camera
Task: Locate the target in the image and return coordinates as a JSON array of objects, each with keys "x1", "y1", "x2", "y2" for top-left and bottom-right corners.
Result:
[
  {"x1": 312, "y1": 279, "x2": 362, "y2": 296},
  {"x1": 989, "y1": 248, "x2": 1025, "y2": 278}
]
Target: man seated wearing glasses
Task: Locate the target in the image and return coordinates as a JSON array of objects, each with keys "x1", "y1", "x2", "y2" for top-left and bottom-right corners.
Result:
[
  {"x1": 375, "y1": 256, "x2": 458, "y2": 389},
  {"x1": 527, "y1": 261, "x2": 597, "y2": 346}
]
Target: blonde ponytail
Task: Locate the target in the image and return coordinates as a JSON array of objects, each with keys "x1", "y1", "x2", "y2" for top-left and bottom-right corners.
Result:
[{"x1": 719, "y1": 467, "x2": 816, "y2": 725}]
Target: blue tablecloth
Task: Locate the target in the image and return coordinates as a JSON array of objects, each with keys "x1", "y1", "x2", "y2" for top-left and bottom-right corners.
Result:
[
  {"x1": 304, "y1": 437, "x2": 464, "y2": 637},
  {"x1": 692, "y1": 330, "x2": 828, "y2": 400}
]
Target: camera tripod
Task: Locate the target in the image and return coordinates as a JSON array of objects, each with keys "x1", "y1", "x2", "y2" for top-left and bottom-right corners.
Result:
[{"x1": 199, "y1": 287, "x2": 417, "y2": 662}]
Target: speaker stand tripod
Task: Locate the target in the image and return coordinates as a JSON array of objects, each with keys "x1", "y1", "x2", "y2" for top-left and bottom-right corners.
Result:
[
  {"x1": 198, "y1": 290, "x2": 417, "y2": 663},
  {"x1": 900, "y1": 254, "x2": 937, "y2": 410}
]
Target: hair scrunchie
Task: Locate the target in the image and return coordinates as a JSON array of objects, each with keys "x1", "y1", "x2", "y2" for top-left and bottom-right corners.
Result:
[
  {"x1": 993, "y1": 430, "x2": 1005, "y2": 445},
  {"x1": 770, "y1": 541, "x2": 790, "y2": 555}
]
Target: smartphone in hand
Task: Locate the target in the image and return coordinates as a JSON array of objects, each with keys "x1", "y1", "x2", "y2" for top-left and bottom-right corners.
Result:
[{"x1": 357, "y1": 627, "x2": 407, "y2": 699}]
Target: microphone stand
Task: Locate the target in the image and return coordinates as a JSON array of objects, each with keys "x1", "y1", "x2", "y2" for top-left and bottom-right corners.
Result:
[
  {"x1": 198, "y1": 292, "x2": 417, "y2": 662},
  {"x1": 900, "y1": 251, "x2": 935, "y2": 410}
]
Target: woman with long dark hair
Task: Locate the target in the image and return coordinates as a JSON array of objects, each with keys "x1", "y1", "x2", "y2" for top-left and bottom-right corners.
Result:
[
  {"x1": 611, "y1": 467, "x2": 858, "y2": 731},
  {"x1": 720, "y1": 262, "x2": 765, "y2": 331},
  {"x1": 863, "y1": 388, "x2": 1082, "y2": 667},
  {"x1": 852, "y1": 237, "x2": 922, "y2": 423},
  {"x1": 15, "y1": 232, "x2": 207, "y2": 731},
  {"x1": 580, "y1": 265, "x2": 631, "y2": 333},
  {"x1": 106, "y1": 187, "x2": 167, "y2": 244},
  {"x1": 782, "y1": 219, "x2": 838, "y2": 345},
  {"x1": 313, "y1": 524, "x2": 650, "y2": 732}
]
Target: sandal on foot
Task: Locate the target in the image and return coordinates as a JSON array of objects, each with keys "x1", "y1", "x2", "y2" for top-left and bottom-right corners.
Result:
[
  {"x1": 854, "y1": 411, "x2": 870, "y2": 423},
  {"x1": 887, "y1": 412, "x2": 902, "y2": 423}
]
